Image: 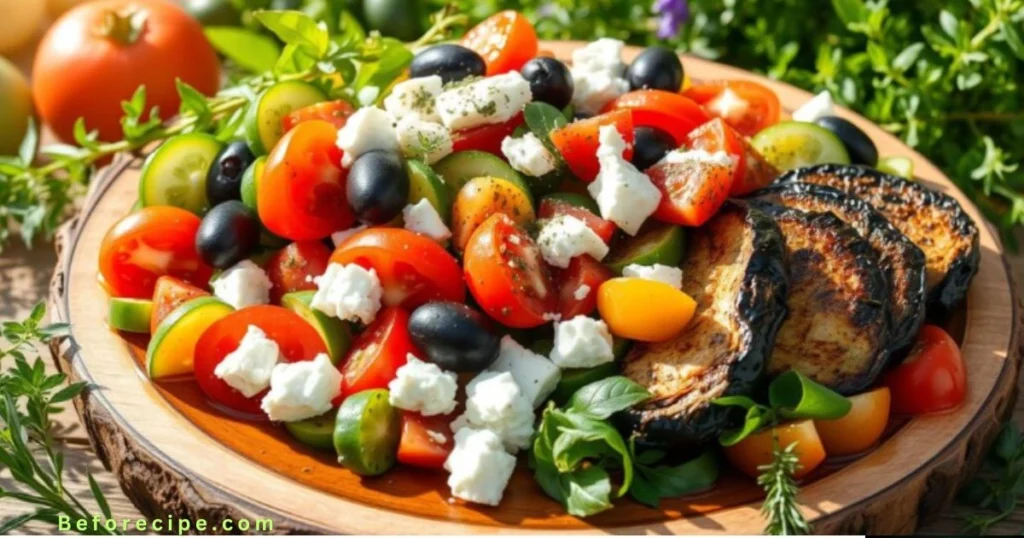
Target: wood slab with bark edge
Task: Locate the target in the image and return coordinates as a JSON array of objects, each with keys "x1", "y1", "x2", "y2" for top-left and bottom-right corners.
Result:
[{"x1": 47, "y1": 43, "x2": 1022, "y2": 534}]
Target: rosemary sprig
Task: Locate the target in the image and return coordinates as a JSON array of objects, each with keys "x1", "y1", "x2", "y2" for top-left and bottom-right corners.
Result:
[{"x1": 757, "y1": 438, "x2": 811, "y2": 536}]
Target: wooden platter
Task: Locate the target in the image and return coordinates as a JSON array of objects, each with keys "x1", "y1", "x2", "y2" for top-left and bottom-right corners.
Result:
[{"x1": 47, "y1": 42, "x2": 1022, "y2": 534}]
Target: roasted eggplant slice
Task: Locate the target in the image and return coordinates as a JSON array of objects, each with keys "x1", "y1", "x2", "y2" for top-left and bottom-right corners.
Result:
[
  {"x1": 778, "y1": 164, "x2": 979, "y2": 312},
  {"x1": 620, "y1": 201, "x2": 788, "y2": 447},
  {"x1": 747, "y1": 182, "x2": 926, "y2": 352},
  {"x1": 752, "y1": 202, "x2": 890, "y2": 394}
]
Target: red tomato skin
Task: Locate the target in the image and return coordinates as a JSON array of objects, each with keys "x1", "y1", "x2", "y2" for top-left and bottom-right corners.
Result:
[
  {"x1": 684, "y1": 80, "x2": 781, "y2": 137},
  {"x1": 266, "y1": 241, "x2": 332, "y2": 304},
  {"x1": 884, "y1": 325, "x2": 967, "y2": 415},
  {"x1": 538, "y1": 198, "x2": 616, "y2": 244},
  {"x1": 646, "y1": 160, "x2": 732, "y2": 227},
  {"x1": 194, "y1": 305, "x2": 330, "y2": 415},
  {"x1": 397, "y1": 412, "x2": 454, "y2": 469},
  {"x1": 603, "y1": 90, "x2": 710, "y2": 146},
  {"x1": 340, "y1": 307, "x2": 417, "y2": 395},
  {"x1": 281, "y1": 100, "x2": 354, "y2": 133},
  {"x1": 550, "y1": 110, "x2": 635, "y2": 182},
  {"x1": 451, "y1": 113, "x2": 524, "y2": 156},
  {"x1": 461, "y1": 11, "x2": 538, "y2": 75},
  {"x1": 686, "y1": 118, "x2": 779, "y2": 196},
  {"x1": 99, "y1": 206, "x2": 213, "y2": 299},
  {"x1": 150, "y1": 275, "x2": 208, "y2": 333},
  {"x1": 555, "y1": 255, "x2": 614, "y2": 319}
]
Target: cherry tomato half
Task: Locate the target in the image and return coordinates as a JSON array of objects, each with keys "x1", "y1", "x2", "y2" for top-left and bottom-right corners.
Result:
[
  {"x1": 555, "y1": 255, "x2": 613, "y2": 319},
  {"x1": 603, "y1": 90, "x2": 710, "y2": 146},
  {"x1": 684, "y1": 80, "x2": 781, "y2": 137},
  {"x1": 397, "y1": 411, "x2": 454, "y2": 469},
  {"x1": 538, "y1": 197, "x2": 616, "y2": 244},
  {"x1": 724, "y1": 420, "x2": 827, "y2": 480},
  {"x1": 341, "y1": 307, "x2": 417, "y2": 395},
  {"x1": 550, "y1": 110, "x2": 634, "y2": 182},
  {"x1": 461, "y1": 10, "x2": 538, "y2": 75},
  {"x1": 281, "y1": 100, "x2": 354, "y2": 133},
  {"x1": 150, "y1": 275, "x2": 208, "y2": 333},
  {"x1": 451, "y1": 113, "x2": 524, "y2": 156},
  {"x1": 686, "y1": 118, "x2": 778, "y2": 196},
  {"x1": 814, "y1": 387, "x2": 891, "y2": 456},
  {"x1": 99, "y1": 206, "x2": 213, "y2": 299},
  {"x1": 266, "y1": 241, "x2": 332, "y2": 304},
  {"x1": 884, "y1": 325, "x2": 967, "y2": 415},
  {"x1": 646, "y1": 158, "x2": 732, "y2": 227}
]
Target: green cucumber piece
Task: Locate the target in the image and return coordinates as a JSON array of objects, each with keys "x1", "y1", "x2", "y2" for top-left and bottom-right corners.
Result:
[
  {"x1": 107, "y1": 298, "x2": 153, "y2": 333},
  {"x1": 146, "y1": 296, "x2": 234, "y2": 379},
  {"x1": 281, "y1": 291, "x2": 352, "y2": 364},
  {"x1": 406, "y1": 159, "x2": 452, "y2": 223},
  {"x1": 333, "y1": 389, "x2": 400, "y2": 476},
  {"x1": 604, "y1": 223, "x2": 686, "y2": 275},
  {"x1": 240, "y1": 156, "x2": 266, "y2": 212},
  {"x1": 285, "y1": 410, "x2": 337, "y2": 450},
  {"x1": 433, "y1": 150, "x2": 533, "y2": 205},
  {"x1": 540, "y1": 192, "x2": 600, "y2": 215},
  {"x1": 139, "y1": 133, "x2": 223, "y2": 215},
  {"x1": 550, "y1": 362, "x2": 620, "y2": 405},
  {"x1": 877, "y1": 155, "x2": 913, "y2": 179},
  {"x1": 752, "y1": 121, "x2": 851, "y2": 171},
  {"x1": 244, "y1": 81, "x2": 328, "y2": 155}
]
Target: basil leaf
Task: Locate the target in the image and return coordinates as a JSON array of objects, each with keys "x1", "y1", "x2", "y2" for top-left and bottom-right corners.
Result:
[
  {"x1": 562, "y1": 466, "x2": 614, "y2": 518},
  {"x1": 354, "y1": 38, "x2": 414, "y2": 102},
  {"x1": 718, "y1": 405, "x2": 773, "y2": 447},
  {"x1": 568, "y1": 376, "x2": 650, "y2": 419},
  {"x1": 830, "y1": 0, "x2": 868, "y2": 26},
  {"x1": 556, "y1": 412, "x2": 634, "y2": 495},
  {"x1": 204, "y1": 27, "x2": 282, "y2": 74},
  {"x1": 628, "y1": 473, "x2": 661, "y2": 508},
  {"x1": 523, "y1": 101, "x2": 569, "y2": 152},
  {"x1": 768, "y1": 370, "x2": 851, "y2": 420},
  {"x1": 253, "y1": 10, "x2": 330, "y2": 59},
  {"x1": 531, "y1": 403, "x2": 567, "y2": 503},
  {"x1": 639, "y1": 451, "x2": 719, "y2": 499},
  {"x1": 635, "y1": 449, "x2": 666, "y2": 466}
]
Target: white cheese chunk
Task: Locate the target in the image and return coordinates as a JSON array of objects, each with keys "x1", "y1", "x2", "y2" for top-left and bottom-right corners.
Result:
[
  {"x1": 383, "y1": 75, "x2": 443, "y2": 122},
  {"x1": 213, "y1": 325, "x2": 280, "y2": 398},
  {"x1": 550, "y1": 315, "x2": 615, "y2": 368},
  {"x1": 571, "y1": 38, "x2": 626, "y2": 77},
  {"x1": 659, "y1": 148, "x2": 735, "y2": 168},
  {"x1": 444, "y1": 428, "x2": 517, "y2": 506},
  {"x1": 212, "y1": 259, "x2": 272, "y2": 310},
  {"x1": 501, "y1": 133, "x2": 557, "y2": 177},
  {"x1": 310, "y1": 263, "x2": 383, "y2": 324},
  {"x1": 588, "y1": 125, "x2": 662, "y2": 235},
  {"x1": 260, "y1": 354, "x2": 342, "y2": 422},
  {"x1": 488, "y1": 336, "x2": 561, "y2": 408},
  {"x1": 395, "y1": 114, "x2": 453, "y2": 165},
  {"x1": 336, "y1": 106, "x2": 399, "y2": 168},
  {"x1": 331, "y1": 224, "x2": 367, "y2": 248},
  {"x1": 622, "y1": 263, "x2": 684, "y2": 289},
  {"x1": 435, "y1": 72, "x2": 532, "y2": 131},
  {"x1": 573, "y1": 284, "x2": 592, "y2": 301},
  {"x1": 709, "y1": 87, "x2": 749, "y2": 119},
  {"x1": 792, "y1": 90, "x2": 835, "y2": 123},
  {"x1": 452, "y1": 371, "x2": 534, "y2": 452},
  {"x1": 402, "y1": 199, "x2": 452, "y2": 242},
  {"x1": 535, "y1": 214, "x2": 609, "y2": 269},
  {"x1": 388, "y1": 355, "x2": 458, "y2": 416},
  {"x1": 571, "y1": 70, "x2": 629, "y2": 115}
]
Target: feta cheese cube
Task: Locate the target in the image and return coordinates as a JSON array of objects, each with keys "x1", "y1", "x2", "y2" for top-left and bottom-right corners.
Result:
[
  {"x1": 395, "y1": 115, "x2": 453, "y2": 165},
  {"x1": 550, "y1": 315, "x2": 614, "y2": 368},
  {"x1": 659, "y1": 148, "x2": 735, "y2": 168},
  {"x1": 260, "y1": 354, "x2": 342, "y2": 422},
  {"x1": 792, "y1": 91, "x2": 835, "y2": 123},
  {"x1": 588, "y1": 125, "x2": 662, "y2": 235},
  {"x1": 213, "y1": 325, "x2": 280, "y2": 398},
  {"x1": 331, "y1": 225, "x2": 367, "y2": 248},
  {"x1": 452, "y1": 371, "x2": 534, "y2": 452},
  {"x1": 501, "y1": 133, "x2": 557, "y2": 177},
  {"x1": 536, "y1": 215, "x2": 609, "y2": 268},
  {"x1": 573, "y1": 284, "x2": 591, "y2": 301},
  {"x1": 388, "y1": 355, "x2": 458, "y2": 416},
  {"x1": 402, "y1": 199, "x2": 451, "y2": 242},
  {"x1": 571, "y1": 38, "x2": 626, "y2": 77},
  {"x1": 444, "y1": 428, "x2": 517, "y2": 506},
  {"x1": 488, "y1": 336, "x2": 561, "y2": 408},
  {"x1": 622, "y1": 263, "x2": 683, "y2": 288},
  {"x1": 435, "y1": 72, "x2": 532, "y2": 131},
  {"x1": 383, "y1": 75, "x2": 443, "y2": 122},
  {"x1": 311, "y1": 263, "x2": 383, "y2": 324},
  {"x1": 336, "y1": 106, "x2": 399, "y2": 168},
  {"x1": 571, "y1": 70, "x2": 629, "y2": 115},
  {"x1": 212, "y1": 259, "x2": 272, "y2": 309}
]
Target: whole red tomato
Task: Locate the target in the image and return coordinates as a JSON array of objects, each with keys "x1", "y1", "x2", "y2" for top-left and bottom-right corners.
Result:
[
  {"x1": 884, "y1": 325, "x2": 967, "y2": 415},
  {"x1": 33, "y1": 0, "x2": 220, "y2": 143}
]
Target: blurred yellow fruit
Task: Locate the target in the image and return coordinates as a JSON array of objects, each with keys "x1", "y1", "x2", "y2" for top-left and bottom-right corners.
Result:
[
  {"x1": 0, "y1": 0, "x2": 45, "y2": 54},
  {"x1": 0, "y1": 57, "x2": 34, "y2": 156},
  {"x1": 47, "y1": 0, "x2": 91, "y2": 19}
]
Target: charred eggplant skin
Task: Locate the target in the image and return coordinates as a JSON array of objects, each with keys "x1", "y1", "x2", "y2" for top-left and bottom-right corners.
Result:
[
  {"x1": 776, "y1": 164, "x2": 979, "y2": 314},
  {"x1": 747, "y1": 182, "x2": 926, "y2": 354},
  {"x1": 619, "y1": 201, "x2": 789, "y2": 448}
]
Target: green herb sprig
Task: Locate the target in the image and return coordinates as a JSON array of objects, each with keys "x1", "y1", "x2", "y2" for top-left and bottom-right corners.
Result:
[
  {"x1": 957, "y1": 422, "x2": 1024, "y2": 535},
  {"x1": 758, "y1": 440, "x2": 812, "y2": 536}
]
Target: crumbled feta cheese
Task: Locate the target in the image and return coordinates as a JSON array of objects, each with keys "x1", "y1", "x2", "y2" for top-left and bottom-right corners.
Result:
[
  {"x1": 331, "y1": 225, "x2": 367, "y2": 248},
  {"x1": 388, "y1": 355, "x2": 458, "y2": 416},
  {"x1": 260, "y1": 354, "x2": 342, "y2": 422},
  {"x1": 659, "y1": 148, "x2": 735, "y2": 168},
  {"x1": 501, "y1": 133, "x2": 557, "y2": 177},
  {"x1": 428, "y1": 430, "x2": 448, "y2": 444},
  {"x1": 709, "y1": 87, "x2": 748, "y2": 119},
  {"x1": 402, "y1": 199, "x2": 451, "y2": 242},
  {"x1": 212, "y1": 259, "x2": 272, "y2": 309},
  {"x1": 792, "y1": 91, "x2": 835, "y2": 123},
  {"x1": 536, "y1": 215, "x2": 609, "y2": 268},
  {"x1": 488, "y1": 336, "x2": 561, "y2": 408},
  {"x1": 310, "y1": 263, "x2": 382, "y2": 324},
  {"x1": 384, "y1": 75, "x2": 443, "y2": 122},
  {"x1": 571, "y1": 38, "x2": 626, "y2": 77},
  {"x1": 571, "y1": 70, "x2": 629, "y2": 115},
  {"x1": 444, "y1": 428, "x2": 517, "y2": 506},
  {"x1": 588, "y1": 125, "x2": 662, "y2": 235},
  {"x1": 452, "y1": 371, "x2": 534, "y2": 452},
  {"x1": 573, "y1": 284, "x2": 591, "y2": 301},
  {"x1": 357, "y1": 86, "x2": 380, "y2": 106},
  {"x1": 336, "y1": 106, "x2": 399, "y2": 168},
  {"x1": 435, "y1": 72, "x2": 532, "y2": 131},
  {"x1": 213, "y1": 325, "x2": 280, "y2": 398},
  {"x1": 622, "y1": 263, "x2": 683, "y2": 288},
  {"x1": 395, "y1": 114, "x2": 453, "y2": 165},
  {"x1": 550, "y1": 315, "x2": 615, "y2": 368}
]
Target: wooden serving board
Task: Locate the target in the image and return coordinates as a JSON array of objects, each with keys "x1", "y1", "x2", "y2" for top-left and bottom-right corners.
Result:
[{"x1": 47, "y1": 42, "x2": 1022, "y2": 535}]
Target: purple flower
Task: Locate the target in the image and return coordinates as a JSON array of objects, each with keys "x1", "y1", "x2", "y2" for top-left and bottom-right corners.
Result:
[{"x1": 653, "y1": 0, "x2": 689, "y2": 39}]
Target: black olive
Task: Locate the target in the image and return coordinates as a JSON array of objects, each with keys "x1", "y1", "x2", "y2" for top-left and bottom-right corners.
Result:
[
  {"x1": 625, "y1": 46, "x2": 684, "y2": 92},
  {"x1": 573, "y1": 111, "x2": 594, "y2": 122},
  {"x1": 346, "y1": 150, "x2": 409, "y2": 224},
  {"x1": 409, "y1": 44, "x2": 486, "y2": 84},
  {"x1": 206, "y1": 140, "x2": 255, "y2": 206},
  {"x1": 814, "y1": 115, "x2": 879, "y2": 166},
  {"x1": 408, "y1": 302, "x2": 500, "y2": 373},
  {"x1": 195, "y1": 201, "x2": 261, "y2": 269},
  {"x1": 520, "y1": 57, "x2": 574, "y2": 110},
  {"x1": 631, "y1": 126, "x2": 677, "y2": 170}
]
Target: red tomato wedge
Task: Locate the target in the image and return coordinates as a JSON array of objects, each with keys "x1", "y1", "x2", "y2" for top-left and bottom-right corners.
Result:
[
  {"x1": 451, "y1": 113, "x2": 524, "y2": 156},
  {"x1": 884, "y1": 325, "x2": 967, "y2": 415},
  {"x1": 341, "y1": 307, "x2": 417, "y2": 395},
  {"x1": 550, "y1": 110, "x2": 634, "y2": 182},
  {"x1": 646, "y1": 158, "x2": 732, "y2": 227},
  {"x1": 397, "y1": 412, "x2": 454, "y2": 469},
  {"x1": 461, "y1": 11, "x2": 538, "y2": 75},
  {"x1": 464, "y1": 214, "x2": 557, "y2": 328},
  {"x1": 194, "y1": 305, "x2": 329, "y2": 415},
  {"x1": 330, "y1": 228, "x2": 465, "y2": 310},
  {"x1": 684, "y1": 80, "x2": 781, "y2": 137},
  {"x1": 686, "y1": 118, "x2": 778, "y2": 196},
  {"x1": 538, "y1": 197, "x2": 616, "y2": 244},
  {"x1": 266, "y1": 241, "x2": 332, "y2": 304},
  {"x1": 282, "y1": 100, "x2": 354, "y2": 133},
  {"x1": 150, "y1": 276, "x2": 209, "y2": 333},
  {"x1": 602, "y1": 90, "x2": 710, "y2": 146},
  {"x1": 555, "y1": 255, "x2": 614, "y2": 319}
]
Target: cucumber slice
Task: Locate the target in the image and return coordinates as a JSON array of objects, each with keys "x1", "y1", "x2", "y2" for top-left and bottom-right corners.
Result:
[
  {"x1": 550, "y1": 362, "x2": 620, "y2": 405},
  {"x1": 139, "y1": 133, "x2": 223, "y2": 215},
  {"x1": 541, "y1": 192, "x2": 600, "y2": 215},
  {"x1": 407, "y1": 159, "x2": 452, "y2": 223},
  {"x1": 285, "y1": 410, "x2": 337, "y2": 450},
  {"x1": 877, "y1": 155, "x2": 913, "y2": 179},
  {"x1": 604, "y1": 223, "x2": 686, "y2": 275},
  {"x1": 433, "y1": 150, "x2": 533, "y2": 205},
  {"x1": 240, "y1": 156, "x2": 266, "y2": 212},
  {"x1": 281, "y1": 291, "x2": 352, "y2": 364},
  {"x1": 333, "y1": 389, "x2": 400, "y2": 476},
  {"x1": 146, "y1": 296, "x2": 234, "y2": 379},
  {"x1": 245, "y1": 81, "x2": 328, "y2": 155},
  {"x1": 107, "y1": 298, "x2": 153, "y2": 333},
  {"x1": 751, "y1": 121, "x2": 851, "y2": 171}
]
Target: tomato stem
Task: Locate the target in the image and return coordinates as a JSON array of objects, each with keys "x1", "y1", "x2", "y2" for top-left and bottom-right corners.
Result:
[{"x1": 99, "y1": 7, "x2": 147, "y2": 45}]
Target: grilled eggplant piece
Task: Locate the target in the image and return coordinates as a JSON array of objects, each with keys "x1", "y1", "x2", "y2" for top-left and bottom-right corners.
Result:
[
  {"x1": 778, "y1": 164, "x2": 979, "y2": 312},
  {"x1": 747, "y1": 182, "x2": 926, "y2": 352},
  {"x1": 752, "y1": 202, "x2": 891, "y2": 394},
  {"x1": 620, "y1": 201, "x2": 788, "y2": 447}
]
